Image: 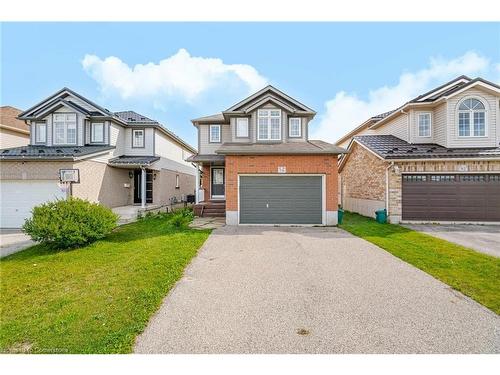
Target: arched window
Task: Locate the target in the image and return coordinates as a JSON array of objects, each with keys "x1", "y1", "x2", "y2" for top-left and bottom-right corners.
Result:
[{"x1": 458, "y1": 98, "x2": 486, "y2": 137}]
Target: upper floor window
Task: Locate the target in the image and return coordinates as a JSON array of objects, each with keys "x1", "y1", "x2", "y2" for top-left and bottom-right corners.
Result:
[
  {"x1": 288, "y1": 117, "x2": 302, "y2": 138},
  {"x1": 417, "y1": 113, "x2": 431, "y2": 137},
  {"x1": 258, "y1": 109, "x2": 281, "y2": 141},
  {"x1": 236, "y1": 118, "x2": 249, "y2": 137},
  {"x1": 53, "y1": 113, "x2": 77, "y2": 145},
  {"x1": 458, "y1": 98, "x2": 486, "y2": 137},
  {"x1": 209, "y1": 124, "x2": 221, "y2": 143},
  {"x1": 35, "y1": 122, "x2": 47, "y2": 143},
  {"x1": 132, "y1": 129, "x2": 145, "y2": 148},
  {"x1": 91, "y1": 122, "x2": 105, "y2": 143}
]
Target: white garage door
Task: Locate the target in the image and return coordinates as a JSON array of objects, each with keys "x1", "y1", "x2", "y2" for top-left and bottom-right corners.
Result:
[{"x1": 0, "y1": 180, "x2": 66, "y2": 228}]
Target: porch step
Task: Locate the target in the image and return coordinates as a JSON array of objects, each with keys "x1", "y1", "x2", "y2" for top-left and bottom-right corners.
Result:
[{"x1": 202, "y1": 212, "x2": 226, "y2": 217}]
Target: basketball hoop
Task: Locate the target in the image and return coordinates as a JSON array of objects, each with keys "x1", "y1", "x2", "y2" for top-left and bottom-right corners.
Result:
[{"x1": 58, "y1": 182, "x2": 70, "y2": 193}]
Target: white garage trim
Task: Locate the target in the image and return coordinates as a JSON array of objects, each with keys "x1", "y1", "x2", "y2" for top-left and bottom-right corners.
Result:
[{"x1": 234, "y1": 174, "x2": 326, "y2": 226}]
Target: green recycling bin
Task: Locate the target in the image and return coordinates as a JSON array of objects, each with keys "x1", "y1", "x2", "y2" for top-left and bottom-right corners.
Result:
[
  {"x1": 375, "y1": 209, "x2": 387, "y2": 224},
  {"x1": 338, "y1": 209, "x2": 344, "y2": 225}
]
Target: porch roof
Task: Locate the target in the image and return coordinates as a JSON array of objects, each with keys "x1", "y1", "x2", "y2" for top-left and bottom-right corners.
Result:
[
  {"x1": 186, "y1": 154, "x2": 225, "y2": 163},
  {"x1": 215, "y1": 140, "x2": 346, "y2": 155},
  {"x1": 108, "y1": 155, "x2": 160, "y2": 167}
]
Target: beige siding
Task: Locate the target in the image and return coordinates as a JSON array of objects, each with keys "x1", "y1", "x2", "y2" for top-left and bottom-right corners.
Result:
[
  {"x1": 154, "y1": 131, "x2": 196, "y2": 176},
  {"x1": 447, "y1": 87, "x2": 498, "y2": 148},
  {"x1": 433, "y1": 102, "x2": 447, "y2": 147},
  {"x1": 0, "y1": 129, "x2": 29, "y2": 148},
  {"x1": 198, "y1": 124, "x2": 230, "y2": 154},
  {"x1": 109, "y1": 122, "x2": 126, "y2": 155},
  {"x1": 123, "y1": 127, "x2": 155, "y2": 155},
  {"x1": 372, "y1": 112, "x2": 409, "y2": 141},
  {"x1": 152, "y1": 169, "x2": 195, "y2": 205},
  {"x1": 410, "y1": 108, "x2": 435, "y2": 144}
]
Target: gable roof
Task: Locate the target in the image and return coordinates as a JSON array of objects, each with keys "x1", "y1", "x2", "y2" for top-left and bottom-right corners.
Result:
[
  {"x1": 115, "y1": 111, "x2": 158, "y2": 124},
  {"x1": 335, "y1": 75, "x2": 500, "y2": 145},
  {"x1": 0, "y1": 106, "x2": 29, "y2": 134},
  {"x1": 18, "y1": 87, "x2": 115, "y2": 119},
  {"x1": 224, "y1": 85, "x2": 316, "y2": 114}
]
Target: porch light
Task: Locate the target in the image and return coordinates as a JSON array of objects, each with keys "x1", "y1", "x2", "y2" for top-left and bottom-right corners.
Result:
[{"x1": 129, "y1": 171, "x2": 133, "y2": 179}]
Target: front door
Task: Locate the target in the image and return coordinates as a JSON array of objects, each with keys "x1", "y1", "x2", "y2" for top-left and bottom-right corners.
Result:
[
  {"x1": 211, "y1": 168, "x2": 225, "y2": 199},
  {"x1": 134, "y1": 169, "x2": 153, "y2": 204}
]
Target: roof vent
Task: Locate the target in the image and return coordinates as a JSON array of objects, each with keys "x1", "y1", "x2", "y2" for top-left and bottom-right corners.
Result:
[
  {"x1": 412, "y1": 147, "x2": 418, "y2": 151},
  {"x1": 20, "y1": 149, "x2": 27, "y2": 154},
  {"x1": 387, "y1": 150, "x2": 394, "y2": 154},
  {"x1": 406, "y1": 150, "x2": 413, "y2": 153},
  {"x1": 392, "y1": 147, "x2": 399, "y2": 151},
  {"x1": 3, "y1": 149, "x2": 10, "y2": 154},
  {"x1": 74, "y1": 149, "x2": 81, "y2": 153},
  {"x1": 56, "y1": 149, "x2": 63, "y2": 153},
  {"x1": 140, "y1": 117, "x2": 146, "y2": 120},
  {"x1": 447, "y1": 149, "x2": 453, "y2": 153},
  {"x1": 427, "y1": 149, "x2": 433, "y2": 153},
  {"x1": 38, "y1": 149, "x2": 45, "y2": 154}
]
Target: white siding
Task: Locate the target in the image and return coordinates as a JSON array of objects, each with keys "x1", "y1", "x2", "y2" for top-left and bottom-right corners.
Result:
[
  {"x1": 65, "y1": 95, "x2": 98, "y2": 112},
  {"x1": 433, "y1": 102, "x2": 447, "y2": 147},
  {"x1": 198, "y1": 124, "x2": 230, "y2": 154},
  {"x1": 109, "y1": 122, "x2": 125, "y2": 155},
  {"x1": 154, "y1": 130, "x2": 195, "y2": 171},
  {"x1": 410, "y1": 108, "x2": 435, "y2": 144},
  {"x1": 123, "y1": 127, "x2": 154, "y2": 155},
  {"x1": 446, "y1": 87, "x2": 498, "y2": 148}
]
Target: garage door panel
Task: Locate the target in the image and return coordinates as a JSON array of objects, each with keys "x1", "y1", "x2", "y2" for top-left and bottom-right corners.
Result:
[
  {"x1": 1, "y1": 180, "x2": 66, "y2": 228},
  {"x1": 402, "y1": 174, "x2": 500, "y2": 222},
  {"x1": 239, "y1": 176, "x2": 323, "y2": 224}
]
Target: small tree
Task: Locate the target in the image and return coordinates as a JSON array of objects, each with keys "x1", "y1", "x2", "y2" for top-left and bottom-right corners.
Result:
[{"x1": 23, "y1": 198, "x2": 118, "y2": 249}]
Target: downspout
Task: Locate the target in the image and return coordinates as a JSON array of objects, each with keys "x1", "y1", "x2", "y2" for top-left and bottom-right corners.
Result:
[{"x1": 385, "y1": 161, "x2": 394, "y2": 214}]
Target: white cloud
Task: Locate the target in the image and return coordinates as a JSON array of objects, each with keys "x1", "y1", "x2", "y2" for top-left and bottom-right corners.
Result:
[
  {"x1": 82, "y1": 48, "x2": 268, "y2": 102},
  {"x1": 311, "y1": 51, "x2": 494, "y2": 143}
]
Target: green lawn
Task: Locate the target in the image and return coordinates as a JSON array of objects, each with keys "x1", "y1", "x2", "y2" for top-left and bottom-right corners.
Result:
[
  {"x1": 339, "y1": 212, "x2": 500, "y2": 314},
  {"x1": 0, "y1": 215, "x2": 210, "y2": 353}
]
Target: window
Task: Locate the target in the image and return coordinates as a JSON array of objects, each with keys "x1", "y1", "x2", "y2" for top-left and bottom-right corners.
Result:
[
  {"x1": 288, "y1": 117, "x2": 302, "y2": 137},
  {"x1": 458, "y1": 98, "x2": 486, "y2": 137},
  {"x1": 430, "y1": 175, "x2": 455, "y2": 182},
  {"x1": 35, "y1": 122, "x2": 47, "y2": 143},
  {"x1": 91, "y1": 122, "x2": 104, "y2": 143},
  {"x1": 417, "y1": 113, "x2": 431, "y2": 137},
  {"x1": 461, "y1": 174, "x2": 485, "y2": 182},
  {"x1": 132, "y1": 129, "x2": 145, "y2": 148},
  {"x1": 53, "y1": 113, "x2": 77, "y2": 145},
  {"x1": 403, "y1": 175, "x2": 427, "y2": 182},
  {"x1": 175, "y1": 174, "x2": 180, "y2": 189},
  {"x1": 236, "y1": 118, "x2": 249, "y2": 137},
  {"x1": 257, "y1": 109, "x2": 281, "y2": 140},
  {"x1": 209, "y1": 124, "x2": 221, "y2": 143}
]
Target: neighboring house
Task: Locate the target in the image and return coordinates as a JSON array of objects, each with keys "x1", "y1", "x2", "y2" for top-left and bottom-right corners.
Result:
[
  {"x1": 0, "y1": 88, "x2": 196, "y2": 228},
  {"x1": 187, "y1": 85, "x2": 345, "y2": 225},
  {"x1": 337, "y1": 76, "x2": 500, "y2": 223},
  {"x1": 0, "y1": 106, "x2": 30, "y2": 148}
]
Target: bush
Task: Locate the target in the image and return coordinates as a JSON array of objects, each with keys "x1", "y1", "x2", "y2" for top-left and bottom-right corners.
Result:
[
  {"x1": 23, "y1": 198, "x2": 118, "y2": 249},
  {"x1": 170, "y1": 207, "x2": 194, "y2": 228}
]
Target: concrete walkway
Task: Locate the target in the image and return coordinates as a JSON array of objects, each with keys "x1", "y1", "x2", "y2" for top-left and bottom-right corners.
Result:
[
  {"x1": 189, "y1": 217, "x2": 226, "y2": 230},
  {"x1": 135, "y1": 226, "x2": 499, "y2": 354},
  {"x1": 404, "y1": 224, "x2": 500, "y2": 258},
  {"x1": 0, "y1": 229, "x2": 34, "y2": 258}
]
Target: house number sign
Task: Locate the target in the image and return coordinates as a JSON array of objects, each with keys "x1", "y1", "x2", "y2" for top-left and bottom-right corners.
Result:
[{"x1": 277, "y1": 166, "x2": 286, "y2": 174}]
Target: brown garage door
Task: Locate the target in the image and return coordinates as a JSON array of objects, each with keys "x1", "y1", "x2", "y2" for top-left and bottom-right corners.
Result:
[{"x1": 402, "y1": 174, "x2": 500, "y2": 221}]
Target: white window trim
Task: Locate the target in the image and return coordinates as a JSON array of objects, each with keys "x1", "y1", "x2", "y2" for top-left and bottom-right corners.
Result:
[
  {"x1": 457, "y1": 97, "x2": 488, "y2": 138},
  {"x1": 90, "y1": 122, "x2": 105, "y2": 143},
  {"x1": 52, "y1": 113, "x2": 77, "y2": 145},
  {"x1": 236, "y1": 118, "x2": 249, "y2": 138},
  {"x1": 132, "y1": 129, "x2": 145, "y2": 148},
  {"x1": 209, "y1": 124, "x2": 221, "y2": 143},
  {"x1": 35, "y1": 122, "x2": 47, "y2": 144},
  {"x1": 288, "y1": 117, "x2": 302, "y2": 138},
  {"x1": 416, "y1": 112, "x2": 432, "y2": 138},
  {"x1": 257, "y1": 109, "x2": 281, "y2": 141},
  {"x1": 175, "y1": 174, "x2": 180, "y2": 189}
]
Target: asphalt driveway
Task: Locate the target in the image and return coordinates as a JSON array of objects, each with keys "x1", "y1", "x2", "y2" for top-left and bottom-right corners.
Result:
[
  {"x1": 403, "y1": 224, "x2": 500, "y2": 258},
  {"x1": 135, "y1": 226, "x2": 499, "y2": 354}
]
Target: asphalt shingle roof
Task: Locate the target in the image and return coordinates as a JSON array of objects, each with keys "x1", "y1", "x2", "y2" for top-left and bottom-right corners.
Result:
[
  {"x1": 215, "y1": 140, "x2": 346, "y2": 155},
  {"x1": 0, "y1": 145, "x2": 115, "y2": 160},
  {"x1": 354, "y1": 135, "x2": 500, "y2": 160},
  {"x1": 108, "y1": 155, "x2": 160, "y2": 166},
  {"x1": 185, "y1": 154, "x2": 225, "y2": 162},
  {"x1": 114, "y1": 111, "x2": 158, "y2": 124}
]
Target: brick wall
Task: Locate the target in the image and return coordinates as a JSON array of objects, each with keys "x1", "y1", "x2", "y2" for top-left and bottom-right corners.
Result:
[
  {"x1": 340, "y1": 142, "x2": 386, "y2": 201},
  {"x1": 225, "y1": 154, "x2": 338, "y2": 211},
  {"x1": 201, "y1": 164, "x2": 210, "y2": 201}
]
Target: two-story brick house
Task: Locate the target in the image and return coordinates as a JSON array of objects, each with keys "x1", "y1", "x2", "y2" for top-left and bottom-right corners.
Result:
[
  {"x1": 337, "y1": 76, "x2": 500, "y2": 223},
  {"x1": 187, "y1": 85, "x2": 346, "y2": 225},
  {"x1": 0, "y1": 88, "x2": 196, "y2": 228}
]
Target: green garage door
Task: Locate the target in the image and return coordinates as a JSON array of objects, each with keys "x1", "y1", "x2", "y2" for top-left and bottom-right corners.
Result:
[{"x1": 239, "y1": 176, "x2": 323, "y2": 224}]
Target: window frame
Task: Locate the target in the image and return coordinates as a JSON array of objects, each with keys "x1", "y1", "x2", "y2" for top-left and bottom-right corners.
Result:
[
  {"x1": 175, "y1": 174, "x2": 180, "y2": 189},
  {"x1": 257, "y1": 109, "x2": 281, "y2": 141},
  {"x1": 209, "y1": 124, "x2": 221, "y2": 143},
  {"x1": 52, "y1": 113, "x2": 77, "y2": 145},
  {"x1": 457, "y1": 97, "x2": 488, "y2": 138},
  {"x1": 90, "y1": 122, "x2": 105, "y2": 144},
  {"x1": 34, "y1": 121, "x2": 47, "y2": 144},
  {"x1": 236, "y1": 118, "x2": 249, "y2": 138},
  {"x1": 288, "y1": 117, "x2": 302, "y2": 138},
  {"x1": 416, "y1": 112, "x2": 432, "y2": 138},
  {"x1": 132, "y1": 128, "x2": 145, "y2": 148}
]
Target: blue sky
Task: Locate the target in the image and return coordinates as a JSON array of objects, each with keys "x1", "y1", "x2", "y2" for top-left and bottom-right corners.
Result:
[{"x1": 1, "y1": 22, "x2": 499, "y2": 146}]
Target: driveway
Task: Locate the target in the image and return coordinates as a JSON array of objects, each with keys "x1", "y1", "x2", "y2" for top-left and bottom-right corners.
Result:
[
  {"x1": 135, "y1": 226, "x2": 499, "y2": 354},
  {"x1": 0, "y1": 229, "x2": 34, "y2": 258},
  {"x1": 403, "y1": 224, "x2": 500, "y2": 258}
]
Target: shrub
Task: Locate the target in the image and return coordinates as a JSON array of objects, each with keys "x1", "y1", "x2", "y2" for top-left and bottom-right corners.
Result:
[
  {"x1": 23, "y1": 198, "x2": 118, "y2": 249},
  {"x1": 170, "y1": 207, "x2": 194, "y2": 228}
]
